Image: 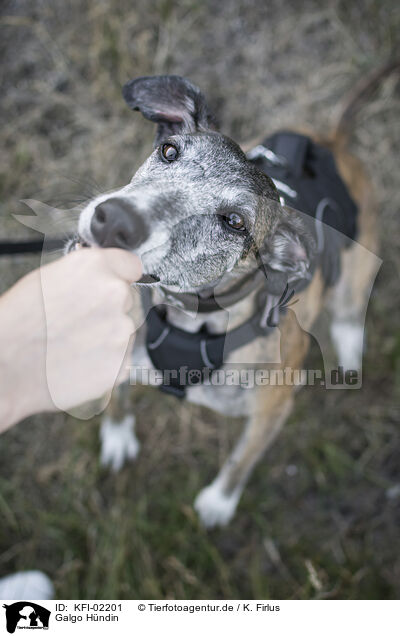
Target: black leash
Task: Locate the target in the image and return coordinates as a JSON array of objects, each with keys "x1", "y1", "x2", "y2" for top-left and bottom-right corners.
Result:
[{"x1": 0, "y1": 238, "x2": 67, "y2": 256}]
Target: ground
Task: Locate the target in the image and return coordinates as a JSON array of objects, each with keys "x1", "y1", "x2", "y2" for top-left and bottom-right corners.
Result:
[{"x1": 0, "y1": 0, "x2": 399, "y2": 599}]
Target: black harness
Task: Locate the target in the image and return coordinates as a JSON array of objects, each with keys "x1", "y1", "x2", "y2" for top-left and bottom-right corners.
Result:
[
  {"x1": 144, "y1": 131, "x2": 359, "y2": 398},
  {"x1": 248, "y1": 131, "x2": 358, "y2": 286}
]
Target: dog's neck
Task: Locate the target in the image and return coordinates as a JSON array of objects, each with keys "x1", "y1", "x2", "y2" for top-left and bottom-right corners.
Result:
[
  {"x1": 155, "y1": 288, "x2": 260, "y2": 334},
  {"x1": 150, "y1": 268, "x2": 263, "y2": 334}
]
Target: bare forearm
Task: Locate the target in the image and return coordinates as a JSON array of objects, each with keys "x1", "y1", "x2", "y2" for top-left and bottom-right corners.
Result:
[{"x1": 0, "y1": 272, "x2": 51, "y2": 431}]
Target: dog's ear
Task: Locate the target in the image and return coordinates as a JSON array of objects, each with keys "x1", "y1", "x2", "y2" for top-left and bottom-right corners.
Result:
[
  {"x1": 259, "y1": 208, "x2": 316, "y2": 287},
  {"x1": 122, "y1": 75, "x2": 214, "y2": 146}
]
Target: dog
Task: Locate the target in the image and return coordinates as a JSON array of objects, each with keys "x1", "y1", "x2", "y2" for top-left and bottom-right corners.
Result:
[{"x1": 70, "y1": 67, "x2": 394, "y2": 528}]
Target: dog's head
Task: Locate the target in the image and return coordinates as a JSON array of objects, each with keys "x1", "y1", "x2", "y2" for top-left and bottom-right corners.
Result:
[{"x1": 77, "y1": 75, "x2": 314, "y2": 291}]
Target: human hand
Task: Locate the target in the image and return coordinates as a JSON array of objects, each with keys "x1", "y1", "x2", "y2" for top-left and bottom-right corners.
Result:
[{"x1": 0, "y1": 248, "x2": 142, "y2": 429}]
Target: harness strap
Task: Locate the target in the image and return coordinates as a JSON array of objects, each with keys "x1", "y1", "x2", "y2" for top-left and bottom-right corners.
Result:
[
  {"x1": 272, "y1": 133, "x2": 310, "y2": 178},
  {"x1": 141, "y1": 285, "x2": 284, "y2": 398}
]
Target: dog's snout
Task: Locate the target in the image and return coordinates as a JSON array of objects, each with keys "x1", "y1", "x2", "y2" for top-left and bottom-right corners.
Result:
[{"x1": 91, "y1": 197, "x2": 147, "y2": 249}]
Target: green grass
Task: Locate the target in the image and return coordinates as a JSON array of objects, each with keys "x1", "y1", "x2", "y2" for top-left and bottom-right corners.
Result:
[{"x1": 0, "y1": 327, "x2": 399, "y2": 600}]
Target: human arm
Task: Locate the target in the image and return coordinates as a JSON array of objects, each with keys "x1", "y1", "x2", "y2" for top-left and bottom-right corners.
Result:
[{"x1": 0, "y1": 248, "x2": 142, "y2": 431}]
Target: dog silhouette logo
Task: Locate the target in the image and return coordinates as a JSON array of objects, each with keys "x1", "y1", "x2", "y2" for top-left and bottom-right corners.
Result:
[{"x1": 2, "y1": 602, "x2": 50, "y2": 633}]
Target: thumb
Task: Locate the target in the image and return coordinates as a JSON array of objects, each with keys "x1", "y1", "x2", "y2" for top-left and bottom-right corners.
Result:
[{"x1": 102, "y1": 248, "x2": 143, "y2": 282}]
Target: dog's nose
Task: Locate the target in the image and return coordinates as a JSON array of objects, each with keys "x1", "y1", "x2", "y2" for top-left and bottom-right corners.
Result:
[{"x1": 91, "y1": 197, "x2": 148, "y2": 249}]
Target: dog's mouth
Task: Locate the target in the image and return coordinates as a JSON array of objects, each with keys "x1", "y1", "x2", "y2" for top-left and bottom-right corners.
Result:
[
  {"x1": 66, "y1": 235, "x2": 90, "y2": 252},
  {"x1": 135, "y1": 273, "x2": 160, "y2": 285},
  {"x1": 75, "y1": 239, "x2": 90, "y2": 249},
  {"x1": 69, "y1": 235, "x2": 160, "y2": 285}
]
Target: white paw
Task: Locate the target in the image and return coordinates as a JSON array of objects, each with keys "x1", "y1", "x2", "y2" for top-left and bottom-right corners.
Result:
[
  {"x1": 331, "y1": 321, "x2": 364, "y2": 371},
  {"x1": 194, "y1": 480, "x2": 241, "y2": 528},
  {"x1": 100, "y1": 415, "x2": 140, "y2": 472}
]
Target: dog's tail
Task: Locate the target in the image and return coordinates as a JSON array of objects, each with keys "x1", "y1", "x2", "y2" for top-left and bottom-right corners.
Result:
[{"x1": 330, "y1": 58, "x2": 400, "y2": 147}]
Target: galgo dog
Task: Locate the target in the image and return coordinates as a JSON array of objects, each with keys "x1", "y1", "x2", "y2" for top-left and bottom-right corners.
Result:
[{"x1": 71, "y1": 63, "x2": 397, "y2": 527}]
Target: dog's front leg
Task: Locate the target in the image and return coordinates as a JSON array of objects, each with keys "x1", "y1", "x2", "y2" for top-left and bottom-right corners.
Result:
[
  {"x1": 99, "y1": 381, "x2": 140, "y2": 472},
  {"x1": 194, "y1": 387, "x2": 294, "y2": 528},
  {"x1": 195, "y1": 310, "x2": 309, "y2": 528}
]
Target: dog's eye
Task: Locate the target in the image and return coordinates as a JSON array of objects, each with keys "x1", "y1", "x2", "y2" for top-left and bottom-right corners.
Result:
[
  {"x1": 222, "y1": 212, "x2": 246, "y2": 232},
  {"x1": 161, "y1": 143, "x2": 179, "y2": 162}
]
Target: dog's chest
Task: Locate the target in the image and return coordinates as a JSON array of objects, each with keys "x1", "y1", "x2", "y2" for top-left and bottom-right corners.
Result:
[
  {"x1": 130, "y1": 338, "x2": 248, "y2": 416},
  {"x1": 131, "y1": 323, "x2": 280, "y2": 417}
]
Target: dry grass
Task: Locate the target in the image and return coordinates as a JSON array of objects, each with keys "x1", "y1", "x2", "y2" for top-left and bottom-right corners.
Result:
[{"x1": 0, "y1": 0, "x2": 399, "y2": 599}]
